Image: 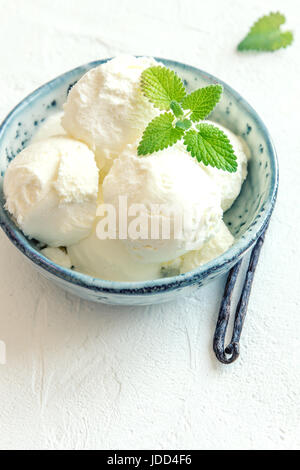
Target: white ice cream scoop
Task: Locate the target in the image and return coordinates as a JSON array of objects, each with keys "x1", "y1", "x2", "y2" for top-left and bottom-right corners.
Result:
[
  {"x1": 180, "y1": 221, "x2": 234, "y2": 273},
  {"x1": 4, "y1": 136, "x2": 99, "y2": 246},
  {"x1": 62, "y1": 55, "x2": 159, "y2": 174},
  {"x1": 68, "y1": 221, "x2": 161, "y2": 281},
  {"x1": 102, "y1": 144, "x2": 223, "y2": 264}
]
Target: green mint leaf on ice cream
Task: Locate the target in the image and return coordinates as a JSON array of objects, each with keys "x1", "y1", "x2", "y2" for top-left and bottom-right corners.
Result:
[
  {"x1": 140, "y1": 66, "x2": 186, "y2": 110},
  {"x1": 170, "y1": 100, "x2": 184, "y2": 118},
  {"x1": 181, "y1": 85, "x2": 223, "y2": 122},
  {"x1": 184, "y1": 124, "x2": 238, "y2": 173},
  {"x1": 137, "y1": 112, "x2": 185, "y2": 155},
  {"x1": 138, "y1": 65, "x2": 237, "y2": 172},
  {"x1": 175, "y1": 119, "x2": 192, "y2": 131}
]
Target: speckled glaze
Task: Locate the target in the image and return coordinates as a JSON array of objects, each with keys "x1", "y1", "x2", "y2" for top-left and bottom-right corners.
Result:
[{"x1": 0, "y1": 58, "x2": 278, "y2": 305}]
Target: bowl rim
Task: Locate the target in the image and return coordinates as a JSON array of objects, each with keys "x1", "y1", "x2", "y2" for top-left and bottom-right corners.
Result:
[{"x1": 0, "y1": 57, "x2": 279, "y2": 295}]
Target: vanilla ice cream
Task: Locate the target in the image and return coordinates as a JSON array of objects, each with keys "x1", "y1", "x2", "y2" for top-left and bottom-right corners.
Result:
[
  {"x1": 68, "y1": 222, "x2": 161, "y2": 282},
  {"x1": 4, "y1": 136, "x2": 99, "y2": 246},
  {"x1": 102, "y1": 144, "x2": 223, "y2": 263},
  {"x1": 33, "y1": 111, "x2": 66, "y2": 142},
  {"x1": 200, "y1": 121, "x2": 249, "y2": 212},
  {"x1": 180, "y1": 221, "x2": 234, "y2": 273},
  {"x1": 41, "y1": 247, "x2": 72, "y2": 269},
  {"x1": 62, "y1": 55, "x2": 159, "y2": 173},
  {"x1": 161, "y1": 221, "x2": 234, "y2": 276}
]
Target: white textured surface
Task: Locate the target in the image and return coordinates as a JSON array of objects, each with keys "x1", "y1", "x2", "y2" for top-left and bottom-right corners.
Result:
[{"x1": 0, "y1": 0, "x2": 299, "y2": 450}]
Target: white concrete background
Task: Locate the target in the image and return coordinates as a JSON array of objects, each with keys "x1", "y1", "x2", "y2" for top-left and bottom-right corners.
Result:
[{"x1": 0, "y1": 0, "x2": 299, "y2": 450}]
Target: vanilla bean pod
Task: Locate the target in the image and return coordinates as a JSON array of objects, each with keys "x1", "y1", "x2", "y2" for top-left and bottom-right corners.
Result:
[{"x1": 213, "y1": 223, "x2": 269, "y2": 364}]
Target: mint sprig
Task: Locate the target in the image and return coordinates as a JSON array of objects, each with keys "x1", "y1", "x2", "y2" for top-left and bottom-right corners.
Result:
[
  {"x1": 181, "y1": 85, "x2": 223, "y2": 122},
  {"x1": 170, "y1": 100, "x2": 184, "y2": 118},
  {"x1": 138, "y1": 65, "x2": 237, "y2": 173},
  {"x1": 137, "y1": 113, "x2": 185, "y2": 155},
  {"x1": 175, "y1": 119, "x2": 192, "y2": 131},
  {"x1": 184, "y1": 124, "x2": 237, "y2": 172},
  {"x1": 140, "y1": 66, "x2": 186, "y2": 110},
  {"x1": 238, "y1": 12, "x2": 293, "y2": 52}
]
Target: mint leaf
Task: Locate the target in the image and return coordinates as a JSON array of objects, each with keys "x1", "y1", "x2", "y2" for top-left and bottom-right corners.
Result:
[
  {"x1": 238, "y1": 12, "x2": 293, "y2": 51},
  {"x1": 170, "y1": 100, "x2": 183, "y2": 118},
  {"x1": 181, "y1": 85, "x2": 222, "y2": 122},
  {"x1": 184, "y1": 124, "x2": 237, "y2": 172},
  {"x1": 138, "y1": 65, "x2": 235, "y2": 173},
  {"x1": 140, "y1": 66, "x2": 186, "y2": 111},
  {"x1": 175, "y1": 119, "x2": 192, "y2": 130},
  {"x1": 137, "y1": 113, "x2": 184, "y2": 155}
]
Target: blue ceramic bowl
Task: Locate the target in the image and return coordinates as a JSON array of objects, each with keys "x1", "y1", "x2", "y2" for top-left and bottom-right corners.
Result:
[{"x1": 0, "y1": 58, "x2": 278, "y2": 305}]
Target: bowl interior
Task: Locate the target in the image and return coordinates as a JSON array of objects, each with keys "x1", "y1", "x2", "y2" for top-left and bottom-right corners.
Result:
[{"x1": 0, "y1": 58, "x2": 278, "y2": 295}]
